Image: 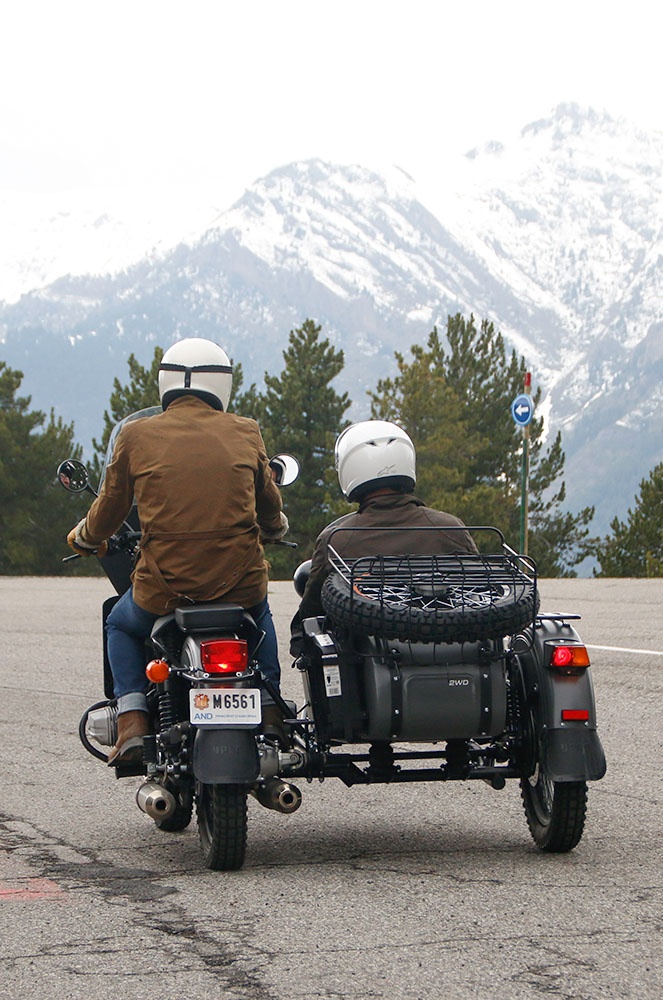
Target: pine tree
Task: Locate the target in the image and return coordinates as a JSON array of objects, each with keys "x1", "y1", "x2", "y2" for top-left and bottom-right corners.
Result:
[
  {"x1": 594, "y1": 463, "x2": 663, "y2": 576},
  {"x1": 256, "y1": 319, "x2": 351, "y2": 576},
  {"x1": 370, "y1": 314, "x2": 595, "y2": 576},
  {"x1": 0, "y1": 362, "x2": 87, "y2": 573},
  {"x1": 228, "y1": 361, "x2": 263, "y2": 419},
  {"x1": 90, "y1": 347, "x2": 163, "y2": 485},
  {"x1": 369, "y1": 331, "x2": 479, "y2": 505}
]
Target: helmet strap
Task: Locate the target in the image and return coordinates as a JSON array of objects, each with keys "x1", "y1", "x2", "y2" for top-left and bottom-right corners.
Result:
[{"x1": 159, "y1": 362, "x2": 233, "y2": 389}]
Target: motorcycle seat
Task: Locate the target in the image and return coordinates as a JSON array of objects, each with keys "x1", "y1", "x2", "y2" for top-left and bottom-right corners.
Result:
[{"x1": 175, "y1": 603, "x2": 246, "y2": 632}]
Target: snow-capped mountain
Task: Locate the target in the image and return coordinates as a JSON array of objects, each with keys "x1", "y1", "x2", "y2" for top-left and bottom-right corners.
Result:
[
  {"x1": 1, "y1": 104, "x2": 661, "y2": 540},
  {"x1": 0, "y1": 185, "x2": 227, "y2": 304},
  {"x1": 435, "y1": 105, "x2": 663, "y2": 521}
]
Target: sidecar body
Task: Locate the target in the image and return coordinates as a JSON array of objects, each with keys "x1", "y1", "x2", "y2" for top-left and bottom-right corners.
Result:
[{"x1": 294, "y1": 527, "x2": 605, "y2": 851}]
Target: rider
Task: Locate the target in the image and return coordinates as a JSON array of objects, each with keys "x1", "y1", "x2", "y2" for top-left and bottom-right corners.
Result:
[
  {"x1": 290, "y1": 419, "x2": 478, "y2": 653},
  {"x1": 67, "y1": 338, "x2": 288, "y2": 764}
]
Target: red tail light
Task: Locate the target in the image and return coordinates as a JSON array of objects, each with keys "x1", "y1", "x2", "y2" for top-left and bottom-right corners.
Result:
[
  {"x1": 548, "y1": 644, "x2": 590, "y2": 674},
  {"x1": 200, "y1": 639, "x2": 248, "y2": 674},
  {"x1": 562, "y1": 709, "x2": 590, "y2": 721}
]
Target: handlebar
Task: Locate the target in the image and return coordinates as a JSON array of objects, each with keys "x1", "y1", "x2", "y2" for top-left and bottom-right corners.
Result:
[
  {"x1": 61, "y1": 530, "x2": 142, "y2": 563},
  {"x1": 63, "y1": 530, "x2": 296, "y2": 563}
]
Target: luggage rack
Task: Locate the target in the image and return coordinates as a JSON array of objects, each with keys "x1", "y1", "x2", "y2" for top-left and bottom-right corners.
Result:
[{"x1": 329, "y1": 550, "x2": 535, "y2": 613}]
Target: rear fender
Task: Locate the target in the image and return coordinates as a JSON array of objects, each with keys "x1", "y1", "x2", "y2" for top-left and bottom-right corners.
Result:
[
  {"x1": 540, "y1": 727, "x2": 606, "y2": 782},
  {"x1": 192, "y1": 728, "x2": 260, "y2": 784},
  {"x1": 515, "y1": 617, "x2": 606, "y2": 782}
]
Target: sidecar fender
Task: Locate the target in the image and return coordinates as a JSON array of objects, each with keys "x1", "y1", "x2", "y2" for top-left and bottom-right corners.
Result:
[
  {"x1": 192, "y1": 728, "x2": 260, "y2": 784},
  {"x1": 516, "y1": 616, "x2": 607, "y2": 782}
]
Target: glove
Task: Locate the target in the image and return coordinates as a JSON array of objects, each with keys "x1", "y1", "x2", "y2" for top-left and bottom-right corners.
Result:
[
  {"x1": 66, "y1": 519, "x2": 108, "y2": 558},
  {"x1": 260, "y1": 511, "x2": 289, "y2": 543}
]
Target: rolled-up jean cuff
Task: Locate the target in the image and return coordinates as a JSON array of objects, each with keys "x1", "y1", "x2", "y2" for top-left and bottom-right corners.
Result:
[{"x1": 117, "y1": 692, "x2": 148, "y2": 715}]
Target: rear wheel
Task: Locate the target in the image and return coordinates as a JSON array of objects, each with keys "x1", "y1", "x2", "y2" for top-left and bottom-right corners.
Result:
[
  {"x1": 196, "y1": 783, "x2": 248, "y2": 870},
  {"x1": 520, "y1": 767, "x2": 587, "y2": 852}
]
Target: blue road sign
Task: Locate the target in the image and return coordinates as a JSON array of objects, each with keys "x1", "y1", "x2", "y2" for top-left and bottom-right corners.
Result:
[{"x1": 511, "y1": 394, "x2": 534, "y2": 427}]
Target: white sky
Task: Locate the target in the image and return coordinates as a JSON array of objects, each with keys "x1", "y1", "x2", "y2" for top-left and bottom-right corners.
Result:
[{"x1": 1, "y1": 0, "x2": 662, "y2": 208}]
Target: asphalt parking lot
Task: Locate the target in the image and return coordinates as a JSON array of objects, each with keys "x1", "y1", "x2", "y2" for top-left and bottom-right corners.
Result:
[{"x1": 1, "y1": 576, "x2": 662, "y2": 999}]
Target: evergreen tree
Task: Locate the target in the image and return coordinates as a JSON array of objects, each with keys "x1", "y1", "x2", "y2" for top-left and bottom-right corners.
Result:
[
  {"x1": 370, "y1": 314, "x2": 595, "y2": 576},
  {"x1": 0, "y1": 362, "x2": 87, "y2": 573},
  {"x1": 256, "y1": 319, "x2": 351, "y2": 576},
  {"x1": 594, "y1": 463, "x2": 663, "y2": 576},
  {"x1": 228, "y1": 361, "x2": 263, "y2": 419},
  {"x1": 90, "y1": 347, "x2": 163, "y2": 485},
  {"x1": 369, "y1": 330, "x2": 479, "y2": 504}
]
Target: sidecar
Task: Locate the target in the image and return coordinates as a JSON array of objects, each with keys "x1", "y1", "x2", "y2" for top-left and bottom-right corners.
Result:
[{"x1": 294, "y1": 526, "x2": 606, "y2": 853}]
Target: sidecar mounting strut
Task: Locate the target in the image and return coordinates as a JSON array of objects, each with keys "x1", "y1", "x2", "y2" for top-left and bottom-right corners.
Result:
[{"x1": 320, "y1": 752, "x2": 524, "y2": 787}]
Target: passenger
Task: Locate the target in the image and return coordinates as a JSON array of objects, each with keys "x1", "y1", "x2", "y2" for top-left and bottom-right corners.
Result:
[
  {"x1": 291, "y1": 420, "x2": 478, "y2": 654},
  {"x1": 67, "y1": 338, "x2": 288, "y2": 763}
]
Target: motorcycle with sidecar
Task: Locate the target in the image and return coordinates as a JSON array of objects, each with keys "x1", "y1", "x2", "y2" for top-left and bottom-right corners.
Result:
[{"x1": 59, "y1": 407, "x2": 606, "y2": 870}]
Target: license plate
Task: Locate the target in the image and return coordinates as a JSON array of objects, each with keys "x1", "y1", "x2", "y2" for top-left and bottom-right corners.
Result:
[{"x1": 189, "y1": 688, "x2": 262, "y2": 727}]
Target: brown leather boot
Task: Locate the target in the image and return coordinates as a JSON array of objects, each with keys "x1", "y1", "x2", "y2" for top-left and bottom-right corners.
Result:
[
  {"x1": 261, "y1": 704, "x2": 289, "y2": 750},
  {"x1": 107, "y1": 710, "x2": 149, "y2": 766}
]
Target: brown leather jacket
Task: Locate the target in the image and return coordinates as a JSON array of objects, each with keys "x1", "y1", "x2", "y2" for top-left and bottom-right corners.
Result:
[
  {"x1": 81, "y1": 396, "x2": 283, "y2": 614},
  {"x1": 290, "y1": 492, "x2": 478, "y2": 654}
]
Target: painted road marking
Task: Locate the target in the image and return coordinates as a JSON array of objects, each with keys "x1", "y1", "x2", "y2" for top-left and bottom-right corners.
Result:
[
  {"x1": 0, "y1": 877, "x2": 69, "y2": 900},
  {"x1": 586, "y1": 644, "x2": 663, "y2": 657}
]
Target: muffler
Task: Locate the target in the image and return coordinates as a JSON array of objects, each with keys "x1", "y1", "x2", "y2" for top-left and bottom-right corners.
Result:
[
  {"x1": 251, "y1": 778, "x2": 302, "y2": 814},
  {"x1": 136, "y1": 781, "x2": 176, "y2": 821}
]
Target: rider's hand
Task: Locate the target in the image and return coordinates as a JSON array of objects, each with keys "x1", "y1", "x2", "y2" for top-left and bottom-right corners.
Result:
[
  {"x1": 260, "y1": 511, "x2": 289, "y2": 543},
  {"x1": 67, "y1": 519, "x2": 108, "y2": 558}
]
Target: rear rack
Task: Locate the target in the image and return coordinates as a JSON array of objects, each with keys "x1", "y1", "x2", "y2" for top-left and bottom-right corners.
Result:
[{"x1": 332, "y1": 551, "x2": 533, "y2": 609}]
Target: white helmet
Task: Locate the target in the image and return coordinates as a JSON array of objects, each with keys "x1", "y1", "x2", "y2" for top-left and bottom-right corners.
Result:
[
  {"x1": 335, "y1": 420, "x2": 416, "y2": 500},
  {"x1": 158, "y1": 338, "x2": 233, "y2": 411}
]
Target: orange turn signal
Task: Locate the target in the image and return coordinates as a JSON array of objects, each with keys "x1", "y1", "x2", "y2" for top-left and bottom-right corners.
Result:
[{"x1": 146, "y1": 659, "x2": 170, "y2": 683}]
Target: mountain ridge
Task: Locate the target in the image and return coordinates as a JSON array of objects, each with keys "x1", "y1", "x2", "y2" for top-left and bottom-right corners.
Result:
[{"x1": 1, "y1": 104, "x2": 661, "y2": 546}]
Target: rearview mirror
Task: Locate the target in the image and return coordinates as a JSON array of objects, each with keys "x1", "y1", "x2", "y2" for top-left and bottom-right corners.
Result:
[
  {"x1": 56, "y1": 459, "x2": 90, "y2": 493},
  {"x1": 269, "y1": 454, "x2": 299, "y2": 487}
]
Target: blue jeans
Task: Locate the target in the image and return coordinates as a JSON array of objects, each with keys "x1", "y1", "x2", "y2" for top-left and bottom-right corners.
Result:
[{"x1": 105, "y1": 587, "x2": 281, "y2": 713}]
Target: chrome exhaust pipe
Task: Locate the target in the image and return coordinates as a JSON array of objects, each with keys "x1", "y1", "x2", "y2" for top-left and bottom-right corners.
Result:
[
  {"x1": 252, "y1": 778, "x2": 302, "y2": 814},
  {"x1": 136, "y1": 781, "x2": 176, "y2": 821}
]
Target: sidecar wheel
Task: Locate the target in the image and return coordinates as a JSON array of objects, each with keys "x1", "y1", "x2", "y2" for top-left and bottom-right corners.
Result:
[
  {"x1": 520, "y1": 769, "x2": 587, "y2": 852},
  {"x1": 196, "y1": 783, "x2": 248, "y2": 870}
]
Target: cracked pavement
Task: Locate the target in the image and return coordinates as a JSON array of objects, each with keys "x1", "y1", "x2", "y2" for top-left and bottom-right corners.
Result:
[{"x1": 0, "y1": 577, "x2": 661, "y2": 999}]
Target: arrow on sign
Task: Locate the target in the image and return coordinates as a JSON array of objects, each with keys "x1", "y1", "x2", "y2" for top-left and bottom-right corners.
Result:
[{"x1": 511, "y1": 394, "x2": 534, "y2": 426}]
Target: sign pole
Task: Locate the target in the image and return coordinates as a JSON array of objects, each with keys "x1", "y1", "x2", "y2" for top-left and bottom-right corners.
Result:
[
  {"x1": 520, "y1": 372, "x2": 531, "y2": 555},
  {"x1": 511, "y1": 379, "x2": 534, "y2": 556}
]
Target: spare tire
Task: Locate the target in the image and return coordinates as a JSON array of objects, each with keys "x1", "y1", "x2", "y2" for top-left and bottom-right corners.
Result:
[{"x1": 321, "y1": 569, "x2": 539, "y2": 643}]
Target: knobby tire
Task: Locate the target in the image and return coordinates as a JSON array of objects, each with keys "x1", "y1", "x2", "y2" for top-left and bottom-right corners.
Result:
[
  {"x1": 321, "y1": 571, "x2": 539, "y2": 643},
  {"x1": 520, "y1": 772, "x2": 587, "y2": 852},
  {"x1": 197, "y1": 783, "x2": 248, "y2": 870}
]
